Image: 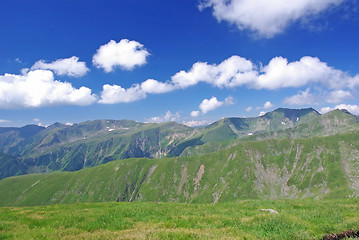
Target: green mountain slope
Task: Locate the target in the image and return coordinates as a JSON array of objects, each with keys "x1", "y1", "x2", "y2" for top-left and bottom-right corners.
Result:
[
  {"x1": 180, "y1": 109, "x2": 359, "y2": 157},
  {"x1": 201, "y1": 107, "x2": 319, "y2": 140},
  {"x1": 167, "y1": 107, "x2": 321, "y2": 156},
  {"x1": 249, "y1": 109, "x2": 359, "y2": 140},
  {"x1": 0, "y1": 120, "x2": 197, "y2": 179},
  {"x1": 0, "y1": 108, "x2": 356, "y2": 181},
  {"x1": 1, "y1": 130, "x2": 358, "y2": 207}
]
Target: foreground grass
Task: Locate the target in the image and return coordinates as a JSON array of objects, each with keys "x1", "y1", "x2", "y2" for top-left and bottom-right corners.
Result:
[{"x1": 0, "y1": 199, "x2": 359, "y2": 239}]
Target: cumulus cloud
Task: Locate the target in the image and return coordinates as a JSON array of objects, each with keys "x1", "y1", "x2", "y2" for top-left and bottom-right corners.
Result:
[
  {"x1": 182, "y1": 120, "x2": 212, "y2": 127},
  {"x1": 99, "y1": 78, "x2": 175, "y2": 104},
  {"x1": 146, "y1": 111, "x2": 181, "y2": 123},
  {"x1": 99, "y1": 84, "x2": 146, "y2": 104},
  {"x1": 326, "y1": 90, "x2": 353, "y2": 103},
  {"x1": 259, "y1": 111, "x2": 266, "y2": 117},
  {"x1": 190, "y1": 110, "x2": 200, "y2": 117},
  {"x1": 199, "y1": 0, "x2": 344, "y2": 38},
  {"x1": 254, "y1": 56, "x2": 359, "y2": 90},
  {"x1": 98, "y1": 55, "x2": 359, "y2": 105},
  {"x1": 284, "y1": 88, "x2": 353, "y2": 106},
  {"x1": 171, "y1": 55, "x2": 257, "y2": 89},
  {"x1": 31, "y1": 56, "x2": 89, "y2": 77},
  {"x1": 93, "y1": 39, "x2": 150, "y2": 72},
  {"x1": 199, "y1": 97, "x2": 224, "y2": 114},
  {"x1": 171, "y1": 55, "x2": 359, "y2": 91},
  {"x1": 0, "y1": 70, "x2": 97, "y2": 108},
  {"x1": 246, "y1": 106, "x2": 252, "y2": 112},
  {"x1": 140, "y1": 79, "x2": 175, "y2": 94},
  {"x1": 284, "y1": 88, "x2": 318, "y2": 105},
  {"x1": 197, "y1": 96, "x2": 235, "y2": 114},
  {"x1": 263, "y1": 101, "x2": 274, "y2": 109}
]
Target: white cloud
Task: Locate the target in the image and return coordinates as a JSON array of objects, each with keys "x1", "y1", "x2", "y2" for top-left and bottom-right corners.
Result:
[
  {"x1": 0, "y1": 119, "x2": 11, "y2": 123},
  {"x1": 171, "y1": 55, "x2": 359, "y2": 91},
  {"x1": 0, "y1": 70, "x2": 97, "y2": 108},
  {"x1": 259, "y1": 111, "x2": 266, "y2": 116},
  {"x1": 140, "y1": 79, "x2": 175, "y2": 94},
  {"x1": 246, "y1": 106, "x2": 252, "y2": 112},
  {"x1": 98, "y1": 55, "x2": 359, "y2": 105},
  {"x1": 320, "y1": 107, "x2": 333, "y2": 114},
  {"x1": 146, "y1": 111, "x2": 181, "y2": 123},
  {"x1": 33, "y1": 118, "x2": 40, "y2": 122},
  {"x1": 199, "y1": 0, "x2": 344, "y2": 38},
  {"x1": 171, "y1": 55, "x2": 257, "y2": 89},
  {"x1": 199, "y1": 97, "x2": 224, "y2": 114},
  {"x1": 224, "y1": 96, "x2": 235, "y2": 105},
  {"x1": 65, "y1": 122, "x2": 73, "y2": 126},
  {"x1": 21, "y1": 68, "x2": 29, "y2": 75},
  {"x1": 31, "y1": 56, "x2": 89, "y2": 77},
  {"x1": 99, "y1": 84, "x2": 146, "y2": 104},
  {"x1": 326, "y1": 90, "x2": 353, "y2": 103},
  {"x1": 190, "y1": 110, "x2": 200, "y2": 117},
  {"x1": 99, "y1": 78, "x2": 175, "y2": 104},
  {"x1": 335, "y1": 104, "x2": 359, "y2": 115},
  {"x1": 254, "y1": 56, "x2": 359, "y2": 90},
  {"x1": 284, "y1": 88, "x2": 318, "y2": 105},
  {"x1": 182, "y1": 120, "x2": 212, "y2": 127},
  {"x1": 93, "y1": 39, "x2": 150, "y2": 72},
  {"x1": 284, "y1": 88, "x2": 353, "y2": 106},
  {"x1": 263, "y1": 101, "x2": 274, "y2": 109},
  {"x1": 190, "y1": 96, "x2": 236, "y2": 116}
]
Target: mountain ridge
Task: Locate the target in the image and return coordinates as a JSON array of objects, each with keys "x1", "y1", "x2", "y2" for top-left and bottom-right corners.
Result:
[
  {"x1": 1, "y1": 129, "x2": 358, "y2": 206},
  {"x1": 0, "y1": 108, "x2": 357, "y2": 181}
]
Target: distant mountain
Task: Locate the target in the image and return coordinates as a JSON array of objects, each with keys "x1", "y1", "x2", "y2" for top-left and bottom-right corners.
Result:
[
  {"x1": 0, "y1": 108, "x2": 357, "y2": 180},
  {"x1": 0, "y1": 120, "x2": 195, "y2": 179},
  {"x1": 1, "y1": 129, "x2": 358, "y2": 206},
  {"x1": 165, "y1": 108, "x2": 320, "y2": 157},
  {"x1": 244, "y1": 109, "x2": 359, "y2": 140},
  {"x1": 199, "y1": 107, "x2": 320, "y2": 141},
  {"x1": 181, "y1": 109, "x2": 359, "y2": 157}
]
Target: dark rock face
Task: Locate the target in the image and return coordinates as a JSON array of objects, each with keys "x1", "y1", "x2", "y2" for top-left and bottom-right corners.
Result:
[{"x1": 321, "y1": 229, "x2": 359, "y2": 240}]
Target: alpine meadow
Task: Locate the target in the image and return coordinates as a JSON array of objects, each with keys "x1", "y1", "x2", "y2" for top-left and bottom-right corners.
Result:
[{"x1": 1, "y1": 0, "x2": 359, "y2": 239}]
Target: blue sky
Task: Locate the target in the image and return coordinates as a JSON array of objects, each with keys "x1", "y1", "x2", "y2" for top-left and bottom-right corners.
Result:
[{"x1": 1, "y1": 0, "x2": 359, "y2": 127}]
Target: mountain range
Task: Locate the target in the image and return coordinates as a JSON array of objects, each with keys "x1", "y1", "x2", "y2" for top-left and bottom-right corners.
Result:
[{"x1": 0, "y1": 107, "x2": 358, "y2": 206}]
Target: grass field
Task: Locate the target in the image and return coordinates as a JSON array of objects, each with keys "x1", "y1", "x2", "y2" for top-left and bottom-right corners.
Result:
[{"x1": 1, "y1": 199, "x2": 359, "y2": 239}]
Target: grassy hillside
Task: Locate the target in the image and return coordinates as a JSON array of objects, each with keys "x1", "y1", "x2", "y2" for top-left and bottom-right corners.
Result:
[
  {"x1": 181, "y1": 109, "x2": 359, "y2": 157},
  {"x1": 1, "y1": 130, "x2": 358, "y2": 207},
  {"x1": 0, "y1": 120, "x2": 197, "y2": 179},
  {"x1": 0, "y1": 108, "x2": 318, "y2": 179},
  {"x1": 195, "y1": 107, "x2": 320, "y2": 141},
  {"x1": 0, "y1": 108, "x2": 357, "y2": 181},
  {"x1": 1, "y1": 199, "x2": 359, "y2": 239},
  {"x1": 246, "y1": 109, "x2": 359, "y2": 141}
]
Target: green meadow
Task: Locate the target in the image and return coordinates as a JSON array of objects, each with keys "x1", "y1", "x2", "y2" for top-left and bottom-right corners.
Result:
[{"x1": 1, "y1": 199, "x2": 359, "y2": 239}]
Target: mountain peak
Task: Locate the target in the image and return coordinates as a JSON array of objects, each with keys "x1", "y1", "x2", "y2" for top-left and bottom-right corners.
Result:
[{"x1": 264, "y1": 107, "x2": 320, "y2": 121}]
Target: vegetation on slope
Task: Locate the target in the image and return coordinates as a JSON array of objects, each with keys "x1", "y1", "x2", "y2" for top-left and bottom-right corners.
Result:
[
  {"x1": 181, "y1": 109, "x2": 359, "y2": 157},
  {"x1": 0, "y1": 120, "x2": 196, "y2": 179},
  {"x1": 0, "y1": 108, "x2": 357, "y2": 181},
  {"x1": 1, "y1": 130, "x2": 358, "y2": 206}
]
